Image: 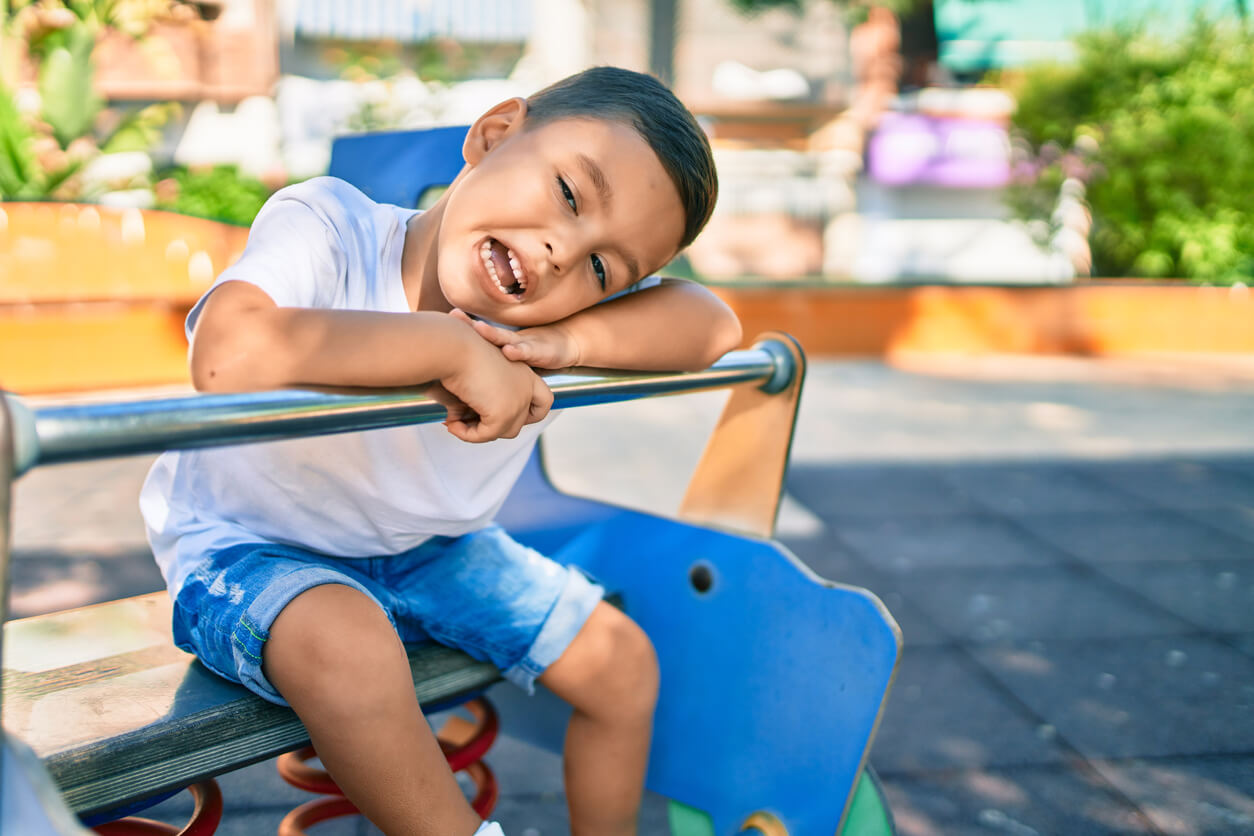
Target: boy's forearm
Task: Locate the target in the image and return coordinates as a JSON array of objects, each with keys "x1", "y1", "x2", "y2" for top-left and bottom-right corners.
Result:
[
  {"x1": 557, "y1": 279, "x2": 742, "y2": 372},
  {"x1": 192, "y1": 295, "x2": 475, "y2": 391}
]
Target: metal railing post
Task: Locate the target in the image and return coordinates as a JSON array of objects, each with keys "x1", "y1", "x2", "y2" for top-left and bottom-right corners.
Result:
[{"x1": 0, "y1": 392, "x2": 14, "y2": 819}]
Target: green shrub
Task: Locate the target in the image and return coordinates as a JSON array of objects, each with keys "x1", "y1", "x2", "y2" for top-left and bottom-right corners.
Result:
[
  {"x1": 156, "y1": 165, "x2": 274, "y2": 226},
  {"x1": 1003, "y1": 19, "x2": 1254, "y2": 284}
]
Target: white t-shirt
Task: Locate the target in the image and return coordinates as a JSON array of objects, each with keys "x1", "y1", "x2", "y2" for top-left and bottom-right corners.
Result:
[{"x1": 140, "y1": 177, "x2": 560, "y2": 595}]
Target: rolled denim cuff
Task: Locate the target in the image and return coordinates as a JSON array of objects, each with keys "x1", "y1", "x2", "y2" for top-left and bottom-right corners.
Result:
[{"x1": 503, "y1": 565, "x2": 604, "y2": 694}]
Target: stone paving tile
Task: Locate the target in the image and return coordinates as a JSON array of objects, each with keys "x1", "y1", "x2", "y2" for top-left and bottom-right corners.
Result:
[
  {"x1": 786, "y1": 464, "x2": 981, "y2": 518},
  {"x1": 1072, "y1": 459, "x2": 1254, "y2": 511},
  {"x1": 10, "y1": 456, "x2": 154, "y2": 551},
  {"x1": 481, "y1": 734, "x2": 565, "y2": 795},
  {"x1": 771, "y1": 531, "x2": 878, "y2": 582},
  {"x1": 869, "y1": 647, "x2": 1066, "y2": 774},
  {"x1": 1223, "y1": 634, "x2": 1254, "y2": 662},
  {"x1": 936, "y1": 462, "x2": 1148, "y2": 515},
  {"x1": 1014, "y1": 510, "x2": 1254, "y2": 565},
  {"x1": 1179, "y1": 507, "x2": 1254, "y2": 545},
  {"x1": 831, "y1": 514, "x2": 1064, "y2": 574},
  {"x1": 872, "y1": 588, "x2": 954, "y2": 648},
  {"x1": 1094, "y1": 559, "x2": 1254, "y2": 634},
  {"x1": 135, "y1": 758, "x2": 318, "y2": 831},
  {"x1": 894, "y1": 566, "x2": 1195, "y2": 644},
  {"x1": 1214, "y1": 457, "x2": 1254, "y2": 482},
  {"x1": 1089, "y1": 756, "x2": 1254, "y2": 836},
  {"x1": 972, "y1": 636, "x2": 1254, "y2": 760},
  {"x1": 8, "y1": 550, "x2": 164, "y2": 618},
  {"x1": 493, "y1": 791, "x2": 672, "y2": 836},
  {"x1": 879, "y1": 764, "x2": 1156, "y2": 836}
]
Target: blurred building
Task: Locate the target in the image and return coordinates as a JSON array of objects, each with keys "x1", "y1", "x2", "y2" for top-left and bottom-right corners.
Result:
[
  {"x1": 92, "y1": 0, "x2": 277, "y2": 103},
  {"x1": 12, "y1": 0, "x2": 1157, "y2": 283}
]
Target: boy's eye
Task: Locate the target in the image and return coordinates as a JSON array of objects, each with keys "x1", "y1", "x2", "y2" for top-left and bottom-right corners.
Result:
[
  {"x1": 590, "y1": 254, "x2": 607, "y2": 290},
  {"x1": 558, "y1": 177, "x2": 577, "y2": 212}
]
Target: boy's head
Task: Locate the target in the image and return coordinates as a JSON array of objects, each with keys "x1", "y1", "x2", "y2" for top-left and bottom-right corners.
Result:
[{"x1": 431, "y1": 67, "x2": 718, "y2": 326}]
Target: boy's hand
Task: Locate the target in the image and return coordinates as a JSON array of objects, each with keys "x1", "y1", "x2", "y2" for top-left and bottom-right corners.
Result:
[
  {"x1": 439, "y1": 323, "x2": 553, "y2": 443},
  {"x1": 450, "y1": 309, "x2": 580, "y2": 370}
]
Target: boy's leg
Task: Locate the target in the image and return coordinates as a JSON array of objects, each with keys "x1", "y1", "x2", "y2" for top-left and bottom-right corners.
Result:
[
  {"x1": 263, "y1": 583, "x2": 483, "y2": 836},
  {"x1": 538, "y1": 601, "x2": 660, "y2": 836}
]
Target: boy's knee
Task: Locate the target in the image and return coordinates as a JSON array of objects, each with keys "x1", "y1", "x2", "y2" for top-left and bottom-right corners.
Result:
[
  {"x1": 615, "y1": 617, "x2": 660, "y2": 706},
  {"x1": 264, "y1": 584, "x2": 404, "y2": 701},
  {"x1": 559, "y1": 605, "x2": 659, "y2": 720}
]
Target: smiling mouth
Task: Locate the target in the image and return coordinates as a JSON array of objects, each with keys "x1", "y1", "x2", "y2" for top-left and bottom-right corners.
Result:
[{"x1": 479, "y1": 238, "x2": 528, "y2": 297}]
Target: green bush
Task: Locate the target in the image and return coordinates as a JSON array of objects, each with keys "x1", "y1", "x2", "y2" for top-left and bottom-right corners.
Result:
[
  {"x1": 1003, "y1": 19, "x2": 1254, "y2": 284},
  {"x1": 156, "y1": 165, "x2": 273, "y2": 226}
]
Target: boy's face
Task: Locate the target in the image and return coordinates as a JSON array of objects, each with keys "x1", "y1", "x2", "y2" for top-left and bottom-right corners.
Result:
[{"x1": 435, "y1": 105, "x2": 686, "y2": 327}]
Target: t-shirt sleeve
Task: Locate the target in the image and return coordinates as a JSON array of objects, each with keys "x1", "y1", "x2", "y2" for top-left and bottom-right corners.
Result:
[{"x1": 184, "y1": 179, "x2": 350, "y2": 338}]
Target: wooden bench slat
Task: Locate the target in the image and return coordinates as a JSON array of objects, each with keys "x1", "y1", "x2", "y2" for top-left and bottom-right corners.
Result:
[{"x1": 3, "y1": 592, "x2": 500, "y2": 817}]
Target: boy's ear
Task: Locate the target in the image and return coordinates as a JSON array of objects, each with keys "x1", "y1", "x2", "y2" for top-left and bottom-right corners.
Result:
[{"x1": 463, "y1": 97, "x2": 528, "y2": 165}]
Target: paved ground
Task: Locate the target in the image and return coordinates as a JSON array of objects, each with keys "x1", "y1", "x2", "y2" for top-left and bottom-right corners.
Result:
[{"x1": 8, "y1": 357, "x2": 1254, "y2": 835}]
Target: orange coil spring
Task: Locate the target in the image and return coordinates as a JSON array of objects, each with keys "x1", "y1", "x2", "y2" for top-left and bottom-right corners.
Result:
[
  {"x1": 276, "y1": 696, "x2": 500, "y2": 834},
  {"x1": 91, "y1": 780, "x2": 223, "y2": 836}
]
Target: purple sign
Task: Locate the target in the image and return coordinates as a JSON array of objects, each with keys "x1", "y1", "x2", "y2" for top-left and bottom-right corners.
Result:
[{"x1": 867, "y1": 113, "x2": 1011, "y2": 188}]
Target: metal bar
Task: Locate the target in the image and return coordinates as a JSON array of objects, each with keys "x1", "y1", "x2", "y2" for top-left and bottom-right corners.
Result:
[
  {"x1": 1, "y1": 391, "x2": 14, "y2": 820},
  {"x1": 6, "y1": 342, "x2": 792, "y2": 477}
]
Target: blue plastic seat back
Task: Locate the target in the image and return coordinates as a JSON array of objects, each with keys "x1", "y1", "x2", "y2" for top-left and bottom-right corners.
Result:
[{"x1": 328, "y1": 126, "x2": 470, "y2": 209}]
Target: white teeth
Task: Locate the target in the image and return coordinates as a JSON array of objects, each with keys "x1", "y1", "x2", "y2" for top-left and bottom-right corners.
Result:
[
  {"x1": 480, "y1": 240, "x2": 522, "y2": 296},
  {"x1": 506, "y1": 248, "x2": 526, "y2": 287}
]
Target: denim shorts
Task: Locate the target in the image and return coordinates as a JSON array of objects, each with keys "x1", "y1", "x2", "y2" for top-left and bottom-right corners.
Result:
[{"x1": 170, "y1": 525, "x2": 604, "y2": 706}]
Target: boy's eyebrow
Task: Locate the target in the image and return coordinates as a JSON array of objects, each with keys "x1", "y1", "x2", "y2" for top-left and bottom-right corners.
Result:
[
  {"x1": 577, "y1": 153, "x2": 642, "y2": 286},
  {"x1": 618, "y1": 249, "x2": 642, "y2": 288},
  {"x1": 577, "y1": 154, "x2": 612, "y2": 210}
]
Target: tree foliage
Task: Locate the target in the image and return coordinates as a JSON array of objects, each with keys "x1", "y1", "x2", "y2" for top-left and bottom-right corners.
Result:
[
  {"x1": 154, "y1": 165, "x2": 271, "y2": 226},
  {"x1": 1003, "y1": 19, "x2": 1254, "y2": 283}
]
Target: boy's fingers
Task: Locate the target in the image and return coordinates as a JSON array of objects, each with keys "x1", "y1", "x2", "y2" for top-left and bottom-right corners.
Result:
[
  {"x1": 448, "y1": 308, "x2": 472, "y2": 323},
  {"x1": 427, "y1": 383, "x2": 473, "y2": 418},
  {"x1": 448, "y1": 424, "x2": 494, "y2": 444},
  {"x1": 447, "y1": 417, "x2": 500, "y2": 443},
  {"x1": 470, "y1": 320, "x2": 514, "y2": 347},
  {"x1": 501, "y1": 342, "x2": 530, "y2": 362},
  {"x1": 527, "y1": 378, "x2": 554, "y2": 423}
]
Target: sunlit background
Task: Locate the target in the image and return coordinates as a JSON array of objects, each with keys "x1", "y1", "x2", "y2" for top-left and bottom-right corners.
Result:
[{"x1": 5, "y1": 0, "x2": 1254, "y2": 287}]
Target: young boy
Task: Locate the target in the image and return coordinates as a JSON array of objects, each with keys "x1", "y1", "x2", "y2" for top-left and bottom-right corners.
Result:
[{"x1": 140, "y1": 67, "x2": 740, "y2": 836}]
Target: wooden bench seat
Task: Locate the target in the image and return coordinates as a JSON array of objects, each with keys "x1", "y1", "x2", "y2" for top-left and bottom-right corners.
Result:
[{"x1": 2, "y1": 591, "x2": 499, "y2": 819}]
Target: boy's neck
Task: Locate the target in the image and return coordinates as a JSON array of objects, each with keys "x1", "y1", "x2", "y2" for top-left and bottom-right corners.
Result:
[{"x1": 401, "y1": 206, "x2": 451, "y2": 314}]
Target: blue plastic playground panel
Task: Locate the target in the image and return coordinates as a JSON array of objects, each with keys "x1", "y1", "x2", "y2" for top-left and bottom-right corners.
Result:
[
  {"x1": 497, "y1": 455, "x2": 901, "y2": 834},
  {"x1": 328, "y1": 125, "x2": 470, "y2": 209}
]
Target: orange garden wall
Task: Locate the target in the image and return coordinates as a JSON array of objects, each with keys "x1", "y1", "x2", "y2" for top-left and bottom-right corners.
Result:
[
  {"x1": 0, "y1": 203, "x2": 246, "y2": 394},
  {"x1": 715, "y1": 283, "x2": 1254, "y2": 358},
  {"x1": 2, "y1": 203, "x2": 1251, "y2": 394}
]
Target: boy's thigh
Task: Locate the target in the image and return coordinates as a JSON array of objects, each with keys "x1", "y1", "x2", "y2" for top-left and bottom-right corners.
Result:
[
  {"x1": 172, "y1": 542, "x2": 395, "y2": 705},
  {"x1": 384, "y1": 525, "x2": 604, "y2": 693}
]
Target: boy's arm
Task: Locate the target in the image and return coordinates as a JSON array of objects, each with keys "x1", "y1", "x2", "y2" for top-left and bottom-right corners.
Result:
[
  {"x1": 460, "y1": 279, "x2": 743, "y2": 372},
  {"x1": 191, "y1": 280, "x2": 552, "y2": 442}
]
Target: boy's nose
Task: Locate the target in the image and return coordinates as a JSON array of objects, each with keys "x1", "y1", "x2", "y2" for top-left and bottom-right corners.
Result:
[{"x1": 544, "y1": 240, "x2": 571, "y2": 276}]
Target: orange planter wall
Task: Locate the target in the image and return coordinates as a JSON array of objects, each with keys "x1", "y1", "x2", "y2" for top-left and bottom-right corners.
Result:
[
  {"x1": 716, "y1": 284, "x2": 1254, "y2": 358},
  {"x1": 0, "y1": 203, "x2": 246, "y2": 394}
]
